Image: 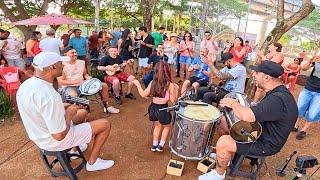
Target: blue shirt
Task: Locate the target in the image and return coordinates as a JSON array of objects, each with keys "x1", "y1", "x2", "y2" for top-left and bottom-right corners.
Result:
[
  {"x1": 220, "y1": 64, "x2": 246, "y2": 93},
  {"x1": 68, "y1": 37, "x2": 87, "y2": 56},
  {"x1": 191, "y1": 56, "x2": 210, "y2": 81},
  {"x1": 110, "y1": 31, "x2": 121, "y2": 46}
]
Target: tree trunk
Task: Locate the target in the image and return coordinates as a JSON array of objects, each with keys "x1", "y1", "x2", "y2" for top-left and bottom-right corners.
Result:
[
  {"x1": 200, "y1": 0, "x2": 209, "y2": 35},
  {"x1": 246, "y1": 0, "x2": 315, "y2": 100},
  {"x1": 0, "y1": 0, "x2": 50, "y2": 40},
  {"x1": 178, "y1": 11, "x2": 182, "y2": 33},
  {"x1": 141, "y1": 0, "x2": 158, "y2": 32},
  {"x1": 93, "y1": 0, "x2": 101, "y2": 31},
  {"x1": 260, "y1": 0, "x2": 315, "y2": 52}
]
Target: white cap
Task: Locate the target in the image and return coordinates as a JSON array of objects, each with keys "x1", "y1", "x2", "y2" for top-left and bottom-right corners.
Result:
[{"x1": 33, "y1": 52, "x2": 70, "y2": 71}]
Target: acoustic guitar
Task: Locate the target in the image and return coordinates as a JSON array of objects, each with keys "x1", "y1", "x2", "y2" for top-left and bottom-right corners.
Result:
[{"x1": 105, "y1": 59, "x2": 134, "y2": 76}]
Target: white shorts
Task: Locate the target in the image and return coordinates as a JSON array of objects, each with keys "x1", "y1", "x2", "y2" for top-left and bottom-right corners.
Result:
[
  {"x1": 45, "y1": 122, "x2": 92, "y2": 151},
  {"x1": 138, "y1": 58, "x2": 149, "y2": 68}
]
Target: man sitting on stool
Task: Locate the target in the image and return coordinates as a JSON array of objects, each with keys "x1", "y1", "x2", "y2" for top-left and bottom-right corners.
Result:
[
  {"x1": 98, "y1": 46, "x2": 136, "y2": 105},
  {"x1": 58, "y1": 47, "x2": 119, "y2": 113},
  {"x1": 196, "y1": 52, "x2": 246, "y2": 104},
  {"x1": 181, "y1": 47, "x2": 212, "y2": 97},
  {"x1": 198, "y1": 61, "x2": 298, "y2": 180},
  {"x1": 17, "y1": 52, "x2": 115, "y2": 172}
]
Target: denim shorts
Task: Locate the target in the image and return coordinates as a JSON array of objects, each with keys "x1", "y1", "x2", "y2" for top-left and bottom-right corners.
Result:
[
  {"x1": 297, "y1": 88, "x2": 320, "y2": 122},
  {"x1": 179, "y1": 56, "x2": 192, "y2": 64}
]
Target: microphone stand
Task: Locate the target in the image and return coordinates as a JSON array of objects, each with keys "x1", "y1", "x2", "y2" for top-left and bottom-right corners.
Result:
[{"x1": 275, "y1": 151, "x2": 297, "y2": 177}]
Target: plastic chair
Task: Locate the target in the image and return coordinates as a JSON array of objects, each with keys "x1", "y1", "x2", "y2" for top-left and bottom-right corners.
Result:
[
  {"x1": 229, "y1": 153, "x2": 266, "y2": 180},
  {"x1": 282, "y1": 72, "x2": 299, "y2": 91},
  {"x1": 40, "y1": 146, "x2": 86, "y2": 180},
  {"x1": 0, "y1": 67, "x2": 32, "y2": 103}
]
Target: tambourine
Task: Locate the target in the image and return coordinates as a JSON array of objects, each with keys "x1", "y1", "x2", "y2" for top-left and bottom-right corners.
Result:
[{"x1": 79, "y1": 78, "x2": 102, "y2": 96}]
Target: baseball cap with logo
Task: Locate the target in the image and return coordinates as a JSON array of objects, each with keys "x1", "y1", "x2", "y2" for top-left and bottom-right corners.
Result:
[
  {"x1": 33, "y1": 52, "x2": 70, "y2": 71},
  {"x1": 249, "y1": 61, "x2": 284, "y2": 78}
]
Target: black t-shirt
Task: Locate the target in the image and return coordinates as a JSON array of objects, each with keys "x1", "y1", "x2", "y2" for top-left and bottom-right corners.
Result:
[
  {"x1": 139, "y1": 34, "x2": 155, "y2": 58},
  {"x1": 305, "y1": 62, "x2": 320, "y2": 92},
  {"x1": 148, "y1": 53, "x2": 168, "y2": 68},
  {"x1": 251, "y1": 85, "x2": 298, "y2": 154},
  {"x1": 99, "y1": 55, "x2": 123, "y2": 75}
]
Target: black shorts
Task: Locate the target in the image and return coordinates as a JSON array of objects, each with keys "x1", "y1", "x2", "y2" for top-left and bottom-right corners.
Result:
[
  {"x1": 148, "y1": 103, "x2": 172, "y2": 125},
  {"x1": 288, "y1": 72, "x2": 297, "y2": 77},
  {"x1": 236, "y1": 140, "x2": 277, "y2": 157},
  {"x1": 189, "y1": 76, "x2": 209, "y2": 87}
]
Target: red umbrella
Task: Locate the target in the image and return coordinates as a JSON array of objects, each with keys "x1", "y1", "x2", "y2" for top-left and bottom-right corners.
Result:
[{"x1": 12, "y1": 13, "x2": 93, "y2": 26}]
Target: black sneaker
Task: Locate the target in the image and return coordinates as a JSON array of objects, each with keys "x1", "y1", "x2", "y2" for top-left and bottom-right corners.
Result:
[
  {"x1": 115, "y1": 96, "x2": 122, "y2": 105},
  {"x1": 125, "y1": 93, "x2": 136, "y2": 99},
  {"x1": 151, "y1": 145, "x2": 157, "y2": 152},
  {"x1": 156, "y1": 145, "x2": 163, "y2": 152},
  {"x1": 296, "y1": 131, "x2": 306, "y2": 140}
]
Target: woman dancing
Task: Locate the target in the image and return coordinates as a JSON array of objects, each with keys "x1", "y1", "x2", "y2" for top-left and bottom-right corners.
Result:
[{"x1": 133, "y1": 61, "x2": 179, "y2": 152}]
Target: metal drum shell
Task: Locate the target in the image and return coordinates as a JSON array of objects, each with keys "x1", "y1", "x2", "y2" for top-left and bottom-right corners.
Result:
[
  {"x1": 79, "y1": 78, "x2": 102, "y2": 96},
  {"x1": 169, "y1": 104, "x2": 221, "y2": 160}
]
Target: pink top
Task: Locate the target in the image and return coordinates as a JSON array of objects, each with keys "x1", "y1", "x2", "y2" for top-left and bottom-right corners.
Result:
[
  {"x1": 179, "y1": 40, "x2": 195, "y2": 57},
  {"x1": 200, "y1": 40, "x2": 217, "y2": 55},
  {"x1": 153, "y1": 91, "x2": 170, "y2": 104}
]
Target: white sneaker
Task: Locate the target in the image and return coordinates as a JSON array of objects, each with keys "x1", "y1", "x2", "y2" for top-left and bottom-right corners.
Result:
[
  {"x1": 86, "y1": 158, "x2": 115, "y2": 172},
  {"x1": 104, "y1": 106, "x2": 120, "y2": 114},
  {"x1": 69, "y1": 144, "x2": 88, "y2": 160},
  {"x1": 198, "y1": 169, "x2": 226, "y2": 180}
]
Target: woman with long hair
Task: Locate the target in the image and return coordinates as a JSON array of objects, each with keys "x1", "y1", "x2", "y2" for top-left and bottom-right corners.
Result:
[
  {"x1": 179, "y1": 32, "x2": 195, "y2": 83},
  {"x1": 257, "y1": 42, "x2": 284, "y2": 65},
  {"x1": 133, "y1": 61, "x2": 179, "y2": 152},
  {"x1": 26, "y1": 31, "x2": 41, "y2": 63},
  {"x1": 118, "y1": 28, "x2": 135, "y2": 73},
  {"x1": 226, "y1": 37, "x2": 246, "y2": 63}
]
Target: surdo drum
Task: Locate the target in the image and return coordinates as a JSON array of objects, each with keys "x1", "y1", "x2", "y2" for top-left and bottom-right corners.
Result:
[{"x1": 169, "y1": 101, "x2": 221, "y2": 160}]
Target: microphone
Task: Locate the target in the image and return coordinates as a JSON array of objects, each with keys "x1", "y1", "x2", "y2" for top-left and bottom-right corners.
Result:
[{"x1": 276, "y1": 151, "x2": 298, "y2": 177}]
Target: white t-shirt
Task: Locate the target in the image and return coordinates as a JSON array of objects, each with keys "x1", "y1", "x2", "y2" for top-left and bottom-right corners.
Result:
[
  {"x1": 39, "y1": 37, "x2": 62, "y2": 55},
  {"x1": 2, "y1": 38, "x2": 23, "y2": 59},
  {"x1": 16, "y1": 77, "x2": 67, "y2": 150}
]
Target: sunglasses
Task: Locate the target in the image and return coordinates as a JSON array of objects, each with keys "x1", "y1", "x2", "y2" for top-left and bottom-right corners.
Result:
[{"x1": 294, "y1": 59, "x2": 299, "y2": 61}]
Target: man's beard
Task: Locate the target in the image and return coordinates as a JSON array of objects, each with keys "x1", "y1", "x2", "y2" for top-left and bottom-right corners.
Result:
[{"x1": 226, "y1": 65, "x2": 231, "y2": 69}]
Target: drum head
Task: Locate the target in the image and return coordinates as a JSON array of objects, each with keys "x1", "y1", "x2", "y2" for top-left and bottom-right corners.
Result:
[
  {"x1": 182, "y1": 101, "x2": 221, "y2": 122},
  {"x1": 79, "y1": 78, "x2": 102, "y2": 95}
]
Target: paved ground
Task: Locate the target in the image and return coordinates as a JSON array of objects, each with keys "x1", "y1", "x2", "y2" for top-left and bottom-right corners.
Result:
[{"x1": 0, "y1": 68, "x2": 319, "y2": 180}]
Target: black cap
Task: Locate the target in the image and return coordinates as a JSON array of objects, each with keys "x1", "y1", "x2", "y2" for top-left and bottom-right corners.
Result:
[
  {"x1": 0, "y1": 29, "x2": 4, "y2": 32},
  {"x1": 249, "y1": 61, "x2": 284, "y2": 78},
  {"x1": 220, "y1": 52, "x2": 233, "y2": 63}
]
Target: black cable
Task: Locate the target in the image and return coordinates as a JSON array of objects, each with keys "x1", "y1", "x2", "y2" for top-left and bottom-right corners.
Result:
[
  {"x1": 306, "y1": 165, "x2": 320, "y2": 180},
  {"x1": 0, "y1": 139, "x2": 32, "y2": 166}
]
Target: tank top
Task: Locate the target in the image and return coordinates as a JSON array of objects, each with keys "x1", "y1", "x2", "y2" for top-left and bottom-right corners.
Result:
[
  {"x1": 62, "y1": 60, "x2": 85, "y2": 87},
  {"x1": 27, "y1": 40, "x2": 41, "y2": 57},
  {"x1": 287, "y1": 64, "x2": 299, "y2": 72},
  {"x1": 120, "y1": 39, "x2": 133, "y2": 60},
  {"x1": 153, "y1": 91, "x2": 170, "y2": 104}
]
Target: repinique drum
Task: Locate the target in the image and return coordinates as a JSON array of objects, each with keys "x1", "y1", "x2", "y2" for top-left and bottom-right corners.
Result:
[
  {"x1": 79, "y1": 78, "x2": 102, "y2": 96},
  {"x1": 169, "y1": 101, "x2": 221, "y2": 160}
]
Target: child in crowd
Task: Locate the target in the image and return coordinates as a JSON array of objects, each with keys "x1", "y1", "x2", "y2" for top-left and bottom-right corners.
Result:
[{"x1": 132, "y1": 61, "x2": 179, "y2": 152}]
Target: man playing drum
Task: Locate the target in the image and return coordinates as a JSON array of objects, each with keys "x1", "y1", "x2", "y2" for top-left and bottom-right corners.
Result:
[
  {"x1": 180, "y1": 48, "x2": 212, "y2": 97},
  {"x1": 97, "y1": 46, "x2": 136, "y2": 105},
  {"x1": 17, "y1": 52, "x2": 115, "y2": 172},
  {"x1": 58, "y1": 47, "x2": 119, "y2": 113},
  {"x1": 198, "y1": 61, "x2": 298, "y2": 180},
  {"x1": 196, "y1": 52, "x2": 246, "y2": 105}
]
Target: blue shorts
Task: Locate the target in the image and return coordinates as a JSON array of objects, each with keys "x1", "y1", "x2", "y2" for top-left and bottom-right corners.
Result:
[
  {"x1": 297, "y1": 88, "x2": 320, "y2": 122},
  {"x1": 179, "y1": 56, "x2": 192, "y2": 64}
]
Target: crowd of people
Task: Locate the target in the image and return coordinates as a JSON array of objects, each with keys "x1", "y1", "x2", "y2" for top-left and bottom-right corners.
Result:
[{"x1": 0, "y1": 25, "x2": 319, "y2": 179}]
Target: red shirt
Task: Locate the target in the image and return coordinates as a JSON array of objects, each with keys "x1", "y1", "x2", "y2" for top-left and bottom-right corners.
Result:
[
  {"x1": 298, "y1": 52, "x2": 306, "y2": 59},
  {"x1": 230, "y1": 46, "x2": 244, "y2": 63}
]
